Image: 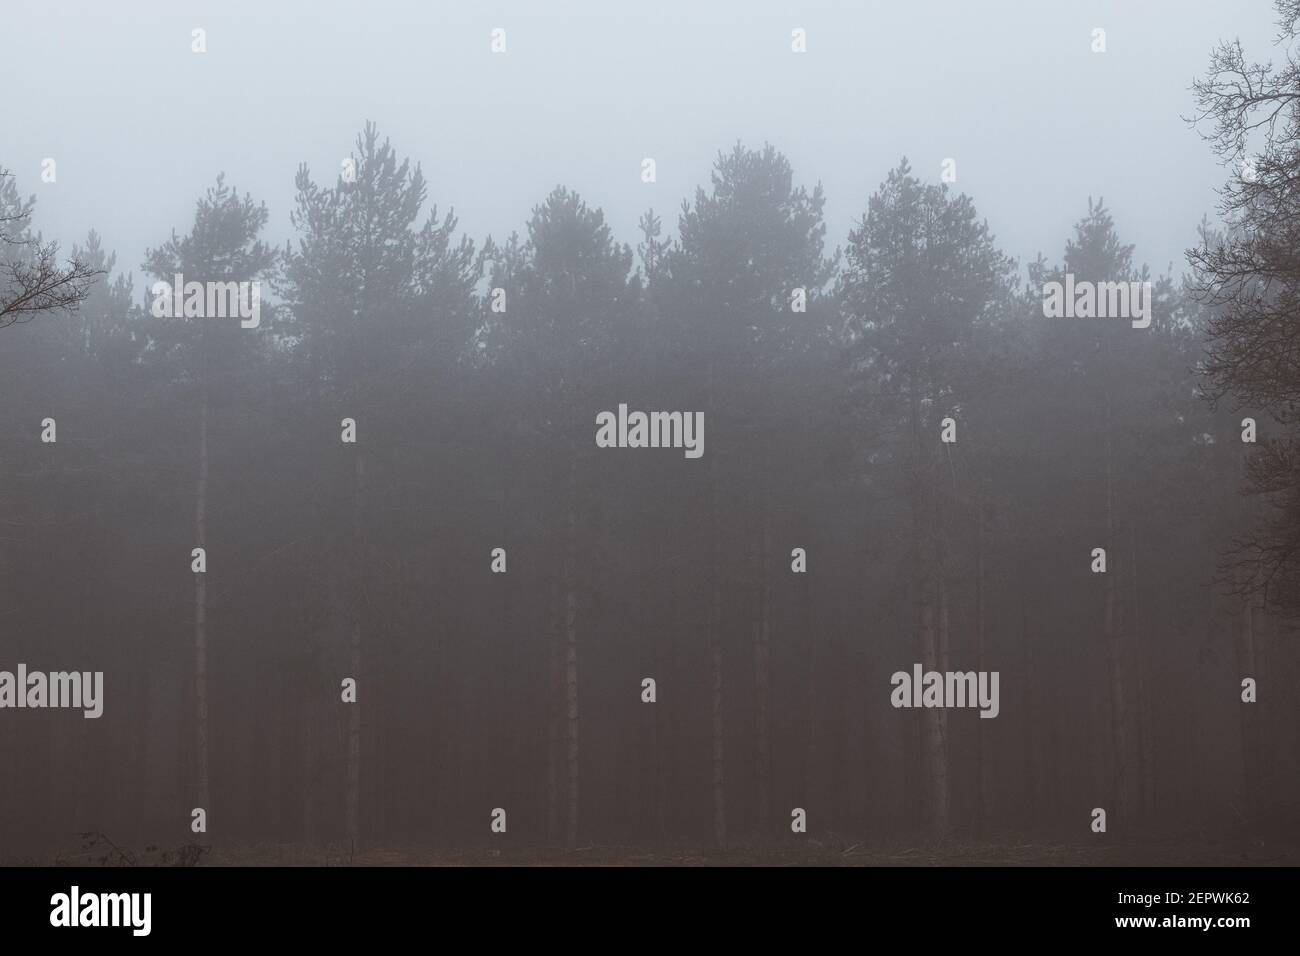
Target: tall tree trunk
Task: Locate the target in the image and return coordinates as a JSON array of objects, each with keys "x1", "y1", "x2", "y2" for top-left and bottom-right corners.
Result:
[
  {"x1": 1019, "y1": 583, "x2": 1037, "y2": 830},
  {"x1": 73, "y1": 574, "x2": 93, "y2": 832},
  {"x1": 1257, "y1": 613, "x2": 1274, "y2": 806},
  {"x1": 710, "y1": 581, "x2": 725, "y2": 846},
  {"x1": 1138, "y1": 675, "x2": 1156, "y2": 822},
  {"x1": 302, "y1": 683, "x2": 315, "y2": 845},
  {"x1": 911, "y1": 387, "x2": 948, "y2": 839},
  {"x1": 919, "y1": 571, "x2": 948, "y2": 839},
  {"x1": 1130, "y1": 523, "x2": 1156, "y2": 823},
  {"x1": 376, "y1": 658, "x2": 390, "y2": 842},
  {"x1": 193, "y1": 383, "x2": 210, "y2": 822},
  {"x1": 804, "y1": 567, "x2": 818, "y2": 824},
  {"x1": 652, "y1": 566, "x2": 669, "y2": 840},
  {"x1": 753, "y1": 492, "x2": 772, "y2": 835},
  {"x1": 547, "y1": 575, "x2": 561, "y2": 845},
  {"x1": 708, "y1": 364, "x2": 726, "y2": 848},
  {"x1": 278, "y1": 672, "x2": 297, "y2": 848},
  {"x1": 1103, "y1": 400, "x2": 1129, "y2": 830},
  {"x1": 248, "y1": 674, "x2": 267, "y2": 839},
  {"x1": 1235, "y1": 588, "x2": 1260, "y2": 835},
  {"x1": 974, "y1": 492, "x2": 989, "y2": 836},
  {"x1": 666, "y1": 570, "x2": 682, "y2": 838},
  {"x1": 830, "y1": 638, "x2": 849, "y2": 830},
  {"x1": 265, "y1": 676, "x2": 281, "y2": 842},
  {"x1": 1229, "y1": 421, "x2": 1260, "y2": 841},
  {"x1": 346, "y1": 453, "x2": 364, "y2": 854},
  {"x1": 564, "y1": 444, "x2": 580, "y2": 848},
  {"x1": 934, "y1": 574, "x2": 952, "y2": 838},
  {"x1": 133, "y1": 657, "x2": 151, "y2": 845}
]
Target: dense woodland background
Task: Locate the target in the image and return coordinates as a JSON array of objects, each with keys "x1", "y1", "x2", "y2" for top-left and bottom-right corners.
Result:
[{"x1": 5, "y1": 5, "x2": 1300, "y2": 864}]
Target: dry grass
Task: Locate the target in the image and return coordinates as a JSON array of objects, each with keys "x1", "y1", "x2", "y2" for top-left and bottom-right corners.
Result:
[{"x1": 13, "y1": 831, "x2": 1292, "y2": 867}]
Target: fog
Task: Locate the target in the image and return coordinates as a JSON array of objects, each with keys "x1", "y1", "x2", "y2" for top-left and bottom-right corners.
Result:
[
  {"x1": 4, "y1": 1, "x2": 1273, "y2": 283},
  {"x1": 2, "y1": 0, "x2": 1298, "y2": 865}
]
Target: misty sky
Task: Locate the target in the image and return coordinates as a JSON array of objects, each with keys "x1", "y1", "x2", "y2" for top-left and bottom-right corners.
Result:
[{"x1": 4, "y1": 0, "x2": 1277, "y2": 289}]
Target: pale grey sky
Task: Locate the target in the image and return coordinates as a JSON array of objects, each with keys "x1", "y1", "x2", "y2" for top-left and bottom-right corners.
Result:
[{"x1": 3, "y1": 0, "x2": 1278, "y2": 287}]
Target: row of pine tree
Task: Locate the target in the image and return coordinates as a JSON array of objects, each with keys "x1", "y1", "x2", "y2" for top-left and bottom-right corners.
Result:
[{"x1": 0, "y1": 123, "x2": 1294, "y2": 857}]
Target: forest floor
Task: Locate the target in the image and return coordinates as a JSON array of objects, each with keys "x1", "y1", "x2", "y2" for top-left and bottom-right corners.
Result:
[{"x1": 13, "y1": 832, "x2": 1297, "y2": 866}]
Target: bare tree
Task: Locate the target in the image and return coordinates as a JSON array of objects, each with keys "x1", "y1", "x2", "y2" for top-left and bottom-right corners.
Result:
[
  {"x1": 0, "y1": 168, "x2": 100, "y2": 328},
  {"x1": 1189, "y1": 0, "x2": 1300, "y2": 616}
]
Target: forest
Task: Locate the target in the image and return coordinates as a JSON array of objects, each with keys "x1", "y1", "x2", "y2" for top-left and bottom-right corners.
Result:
[{"x1": 3, "y1": 4, "x2": 1300, "y2": 866}]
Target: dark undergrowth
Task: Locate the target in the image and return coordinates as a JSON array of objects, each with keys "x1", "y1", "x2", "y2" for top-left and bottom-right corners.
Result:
[{"x1": 6, "y1": 830, "x2": 1294, "y2": 866}]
